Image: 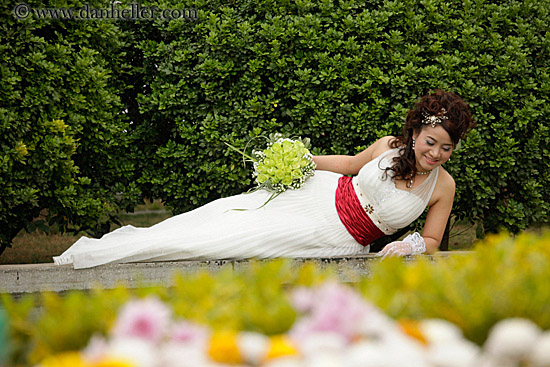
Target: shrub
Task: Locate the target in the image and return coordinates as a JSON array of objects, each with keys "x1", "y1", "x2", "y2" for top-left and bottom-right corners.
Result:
[
  {"x1": 0, "y1": 0, "x2": 142, "y2": 252},
  {"x1": 131, "y1": 0, "x2": 549, "y2": 234},
  {"x1": 2, "y1": 0, "x2": 549, "y2": 253},
  {"x1": 0, "y1": 118, "x2": 106, "y2": 255}
]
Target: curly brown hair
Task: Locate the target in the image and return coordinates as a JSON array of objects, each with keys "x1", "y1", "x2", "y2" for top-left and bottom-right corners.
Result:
[{"x1": 383, "y1": 89, "x2": 476, "y2": 182}]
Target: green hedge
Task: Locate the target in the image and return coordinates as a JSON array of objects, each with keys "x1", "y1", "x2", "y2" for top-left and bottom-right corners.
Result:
[
  {"x1": 132, "y1": 0, "x2": 550, "y2": 234},
  {"x1": 1, "y1": 0, "x2": 549, "y2": 251},
  {"x1": 0, "y1": 0, "x2": 142, "y2": 251}
]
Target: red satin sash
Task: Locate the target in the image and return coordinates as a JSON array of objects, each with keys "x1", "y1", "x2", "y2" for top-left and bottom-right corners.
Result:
[{"x1": 335, "y1": 176, "x2": 385, "y2": 247}]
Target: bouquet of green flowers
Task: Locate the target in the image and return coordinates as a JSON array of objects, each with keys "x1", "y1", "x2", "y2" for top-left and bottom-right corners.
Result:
[{"x1": 225, "y1": 133, "x2": 316, "y2": 208}]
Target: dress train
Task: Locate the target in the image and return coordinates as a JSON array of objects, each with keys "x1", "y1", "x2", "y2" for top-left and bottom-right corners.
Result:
[{"x1": 54, "y1": 171, "x2": 365, "y2": 269}]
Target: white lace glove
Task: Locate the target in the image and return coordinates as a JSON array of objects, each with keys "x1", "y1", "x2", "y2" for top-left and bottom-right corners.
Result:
[{"x1": 378, "y1": 232, "x2": 426, "y2": 259}]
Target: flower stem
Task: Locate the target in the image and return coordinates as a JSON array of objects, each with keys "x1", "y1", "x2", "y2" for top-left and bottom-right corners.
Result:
[{"x1": 224, "y1": 142, "x2": 256, "y2": 161}]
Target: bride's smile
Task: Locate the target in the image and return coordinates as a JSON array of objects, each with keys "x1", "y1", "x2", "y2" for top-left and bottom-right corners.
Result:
[{"x1": 413, "y1": 125, "x2": 453, "y2": 172}]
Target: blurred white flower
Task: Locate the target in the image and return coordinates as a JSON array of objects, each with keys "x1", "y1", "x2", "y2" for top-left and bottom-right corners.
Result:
[
  {"x1": 484, "y1": 318, "x2": 542, "y2": 362},
  {"x1": 528, "y1": 331, "x2": 550, "y2": 367},
  {"x1": 105, "y1": 337, "x2": 156, "y2": 367},
  {"x1": 387, "y1": 332, "x2": 429, "y2": 367},
  {"x1": 237, "y1": 331, "x2": 269, "y2": 366},
  {"x1": 475, "y1": 354, "x2": 516, "y2": 367},
  {"x1": 158, "y1": 341, "x2": 209, "y2": 367},
  {"x1": 355, "y1": 307, "x2": 398, "y2": 340},
  {"x1": 419, "y1": 319, "x2": 464, "y2": 345},
  {"x1": 52, "y1": 282, "x2": 550, "y2": 367},
  {"x1": 262, "y1": 356, "x2": 303, "y2": 367},
  {"x1": 297, "y1": 331, "x2": 347, "y2": 357},
  {"x1": 344, "y1": 340, "x2": 392, "y2": 367},
  {"x1": 426, "y1": 339, "x2": 480, "y2": 367},
  {"x1": 303, "y1": 350, "x2": 344, "y2": 367},
  {"x1": 344, "y1": 338, "x2": 428, "y2": 367}
]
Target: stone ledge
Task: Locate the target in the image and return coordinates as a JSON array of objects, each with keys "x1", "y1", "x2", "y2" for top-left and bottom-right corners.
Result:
[{"x1": 0, "y1": 252, "x2": 472, "y2": 294}]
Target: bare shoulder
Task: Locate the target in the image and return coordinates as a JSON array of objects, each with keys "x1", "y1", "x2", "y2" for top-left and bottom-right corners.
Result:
[
  {"x1": 348, "y1": 135, "x2": 397, "y2": 174},
  {"x1": 430, "y1": 166, "x2": 456, "y2": 206},
  {"x1": 371, "y1": 135, "x2": 397, "y2": 159},
  {"x1": 437, "y1": 166, "x2": 456, "y2": 190}
]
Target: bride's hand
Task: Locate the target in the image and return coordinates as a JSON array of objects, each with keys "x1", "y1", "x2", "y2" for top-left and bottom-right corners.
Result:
[
  {"x1": 377, "y1": 232, "x2": 427, "y2": 259},
  {"x1": 377, "y1": 241, "x2": 414, "y2": 259}
]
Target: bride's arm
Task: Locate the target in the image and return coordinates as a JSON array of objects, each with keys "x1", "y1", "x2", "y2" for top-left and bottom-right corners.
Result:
[
  {"x1": 312, "y1": 155, "x2": 355, "y2": 175},
  {"x1": 421, "y1": 175, "x2": 456, "y2": 254},
  {"x1": 312, "y1": 136, "x2": 394, "y2": 175},
  {"x1": 379, "y1": 173, "x2": 456, "y2": 257}
]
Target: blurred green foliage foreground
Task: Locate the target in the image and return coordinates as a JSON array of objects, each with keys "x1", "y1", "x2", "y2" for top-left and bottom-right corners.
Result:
[{"x1": 1, "y1": 229, "x2": 550, "y2": 365}]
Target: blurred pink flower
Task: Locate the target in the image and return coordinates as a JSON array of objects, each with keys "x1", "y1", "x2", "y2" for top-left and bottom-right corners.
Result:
[
  {"x1": 112, "y1": 297, "x2": 172, "y2": 343},
  {"x1": 171, "y1": 320, "x2": 209, "y2": 345},
  {"x1": 289, "y1": 282, "x2": 374, "y2": 341},
  {"x1": 82, "y1": 334, "x2": 109, "y2": 363},
  {"x1": 291, "y1": 287, "x2": 315, "y2": 313}
]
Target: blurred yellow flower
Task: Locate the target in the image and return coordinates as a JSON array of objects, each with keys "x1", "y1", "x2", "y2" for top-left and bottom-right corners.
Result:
[
  {"x1": 266, "y1": 335, "x2": 298, "y2": 360},
  {"x1": 399, "y1": 319, "x2": 428, "y2": 345},
  {"x1": 92, "y1": 358, "x2": 136, "y2": 367},
  {"x1": 208, "y1": 330, "x2": 242, "y2": 364},
  {"x1": 38, "y1": 352, "x2": 89, "y2": 367}
]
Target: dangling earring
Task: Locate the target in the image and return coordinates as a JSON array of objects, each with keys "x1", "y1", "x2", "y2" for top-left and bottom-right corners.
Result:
[{"x1": 412, "y1": 139, "x2": 416, "y2": 150}]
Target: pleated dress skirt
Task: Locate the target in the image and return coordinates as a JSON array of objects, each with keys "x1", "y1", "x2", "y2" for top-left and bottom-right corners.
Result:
[{"x1": 54, "y1": 171, "x2": 366, "y2": 269}]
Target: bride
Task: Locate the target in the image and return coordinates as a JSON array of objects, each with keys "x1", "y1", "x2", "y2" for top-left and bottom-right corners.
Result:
[{"x1": 54, "y1": 89, "x2": 474, "y2": 269}]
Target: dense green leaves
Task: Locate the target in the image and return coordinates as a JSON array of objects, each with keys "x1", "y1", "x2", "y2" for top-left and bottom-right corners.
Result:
[
  {"x1": 1, "y1": 0, "x2": 549, "y2": 252},
  {"x1": 0, "y1": 0, "x2": 141, "y2": 251},
  {"x1": 134, "y1": 0, "x2": 549, "y2": 233}
]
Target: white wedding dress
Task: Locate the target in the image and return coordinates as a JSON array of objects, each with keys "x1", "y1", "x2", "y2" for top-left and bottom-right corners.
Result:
[{"x1": 54, "y1": 148, "x2": 438, "y2": 269}]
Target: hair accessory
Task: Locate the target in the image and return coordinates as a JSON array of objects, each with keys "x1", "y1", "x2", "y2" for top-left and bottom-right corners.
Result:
[{"x1": 422, "y1": 108, "x2": 448, "y2": 128}]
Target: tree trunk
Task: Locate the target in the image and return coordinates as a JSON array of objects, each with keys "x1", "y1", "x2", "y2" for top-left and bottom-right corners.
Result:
[{"x1": 440, "y1": 217, "x2": 451, "y2": 251}]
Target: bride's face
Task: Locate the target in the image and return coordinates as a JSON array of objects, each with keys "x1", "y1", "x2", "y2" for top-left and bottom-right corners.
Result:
[{"x1": 412, "y1": 125, "x2": 453, "y2": 172}]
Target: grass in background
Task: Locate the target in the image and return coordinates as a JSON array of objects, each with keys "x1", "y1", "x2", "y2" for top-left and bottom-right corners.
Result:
[
  {"x1": 0, "y1": 200, "x2": 171, "y2": 265},
  {"x1": 1, "y1": 199, "x2": 480, "y2": 265},
  {"x1": 448, "y1": 220, "x2": 478, "y2": 250}
]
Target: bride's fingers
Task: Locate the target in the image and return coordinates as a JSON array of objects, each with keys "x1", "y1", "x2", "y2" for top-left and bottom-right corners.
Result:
[
  {"x1": 382, "y1": 244, "x2": 410, "y2": 259},
  {"x1": 379, "y1": 242, "x2": 400, "y2": 258},
  {"x1": 378, "y1": 244, "x2": 394, "y2": 257},
  {"x1": 377, "y1": 246, "x2": 388, "y2": 256},
  {"x1": 382, "y1": 246, "x2": 400, "y2": 259}
]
